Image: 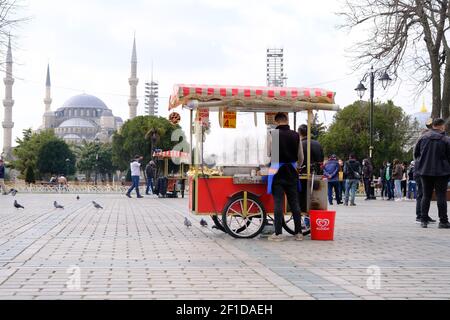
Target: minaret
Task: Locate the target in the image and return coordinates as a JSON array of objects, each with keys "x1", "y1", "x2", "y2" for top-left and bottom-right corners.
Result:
[
  {"x1": 44, "y1": 64, "x2": 52, "y2": 112},
  {"x1": 2, "y1": 35, "x2": 14, "y2": 157},
  {"x1": 128, "y1": 36, "x2": 139, "y2": 119}
]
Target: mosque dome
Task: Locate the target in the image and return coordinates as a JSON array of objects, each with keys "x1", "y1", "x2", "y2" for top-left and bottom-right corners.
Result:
[
  {"x1": 59, "y1": 94, "x2": 109, "y2": 110},
  {"x1": 59, "y1": 118, "x2": 96, "y2": 128}
]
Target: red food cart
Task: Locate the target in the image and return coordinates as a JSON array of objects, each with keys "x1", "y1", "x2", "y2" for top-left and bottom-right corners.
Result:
[{"x1": 169, "y1": 84, "x2": 340, "y2": 238}]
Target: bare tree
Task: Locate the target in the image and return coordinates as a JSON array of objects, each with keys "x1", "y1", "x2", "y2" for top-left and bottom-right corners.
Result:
[
  {"x1": 0, "y1": 0, "x2": 26, "y2": 67},
  {"x1": 339, "y1": 0, "x2": 450, "y2": 119}
]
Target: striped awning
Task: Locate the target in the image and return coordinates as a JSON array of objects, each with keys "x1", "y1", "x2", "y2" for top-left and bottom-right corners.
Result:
[
  {"x1": 169, "y1": 84, "x2": 337, "y2": 111},
  {"x1": 153, "y1": 150, "x2": 189, "y2": 159}
]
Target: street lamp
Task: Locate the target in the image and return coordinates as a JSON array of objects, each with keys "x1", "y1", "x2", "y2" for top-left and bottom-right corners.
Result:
[
  {"x1": 65, "y1": 158, "x2": 70, "y2": 177},
  {"x1": 94, "y1": 138, "x2": 100, "y2": 185},
  {"x1": 355, "y1": 66, "x2": 392, "y2": 160},
  {"x1": 355, "y1": 66, "x2": 392, "y2": 200}
]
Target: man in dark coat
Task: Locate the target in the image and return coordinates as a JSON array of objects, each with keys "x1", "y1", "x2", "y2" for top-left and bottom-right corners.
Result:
[
  {"x1": 343, "y1": 153, "x2": 362, "y2": 206},
  {"x1": 267, "y1": 113, "x2": 304, "y2": 241},
  {"x1": 362, "y1": 159, "x2": 374, "y2": 200},
  {"x1": 298, "y1": 124, "x2": 325, "y2": 213},
  {"x1": 414, "y1": 118, "x2": 450, "y2": 229}
]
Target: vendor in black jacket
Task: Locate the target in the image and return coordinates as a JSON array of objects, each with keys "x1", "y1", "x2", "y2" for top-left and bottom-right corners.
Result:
[
  {"x1": 414, "y1": 118, "x2": 450, "y2": 229},
  {"x1": 267, "y1": 113, "x2": 304, "y2": 242}
]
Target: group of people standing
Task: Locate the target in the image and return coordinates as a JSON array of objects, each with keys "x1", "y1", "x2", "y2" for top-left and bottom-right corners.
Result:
[
  {"x1": 379, "y1": 160, "x2": 417, "y2": 202},
  {"x1": 323, "y1": 154, "x2": 374, "y2": 207}
]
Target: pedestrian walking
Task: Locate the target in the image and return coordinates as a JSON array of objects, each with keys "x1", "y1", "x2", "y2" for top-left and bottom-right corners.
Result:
[
  {"x1": 343, "y1": 153, "x2": 361, "y2": 206},
  {"x1": 393, "y1": 159, "x2": 404, "y2": 201},
  {"x1": 0, "y1": 159, "x2": 7, "y2": 195},
  {"x1": 324, "y1": 154, "x2": 342, "y2": 205},
  {"x1": 145, "y1": 160, "x2": 156, "y2": 195},
  {"x1": 414, "y1": 118, "x2": 450, "y2": 229},
  {"x1": 126, "y1": 155, "x2": 144, "y2": 199}
]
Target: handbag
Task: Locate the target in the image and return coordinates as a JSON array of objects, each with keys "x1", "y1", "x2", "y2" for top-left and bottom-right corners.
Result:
[{"x1": 347, "y1": 161, "x2": 361, "y2": 179}]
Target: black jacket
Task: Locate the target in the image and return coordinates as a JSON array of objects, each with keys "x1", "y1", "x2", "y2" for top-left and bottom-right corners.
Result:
[
  {"x1": 145, "y1": 164, "x2": 155, "y2": 178},
  {"x1": 272, "y1": 125, "x2": 302, "y2": 181},
  {"x1": 301, "y1": 138, "x2": 324, "y2": 165},
  {"x1": 0, "y1": 165, "x2": 4, "y2": 179},
  {"x1": 362, "y1": 161, "x2": 373, "y2": 179},
  {"x1": 344, "y1": 159, "x2": 361, "y2": 180},
  {"x1": 414, "y1": 129, "x2": 450, "y2": 177}
]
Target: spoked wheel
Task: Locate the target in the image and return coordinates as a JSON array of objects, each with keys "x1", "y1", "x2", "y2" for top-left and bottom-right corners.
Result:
[
  {"x1": 211, "y1": 215, "x2": 226, "y2": 233},
  {"x1": 222, "y1": 193, "x2": 267, "y2": 239},
  {"x1": 282, "y1": 212, "x2": 311, "y2": 236}
]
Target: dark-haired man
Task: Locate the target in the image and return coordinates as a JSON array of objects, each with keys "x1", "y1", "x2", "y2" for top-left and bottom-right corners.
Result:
[
  {"x1": 267, "y1": 113, "x2": 304, "y2": 241},
  {"x1": 298, "y1": 124, "x2": 324, "y2": 213},
  {"x1": 126, "y1": 155, "x2": 144, "y2": 199},
  {"x1": 414, "y1": 118, "x2": 450, "y2": 229},
  {"x1": 344, "y1": 153, "x2": 361, "y2": 206}
]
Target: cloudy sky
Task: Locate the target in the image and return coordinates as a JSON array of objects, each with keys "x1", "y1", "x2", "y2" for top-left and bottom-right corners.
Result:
[{"x1": 0, "y1": 0, "x2": 431, "y2": 150}]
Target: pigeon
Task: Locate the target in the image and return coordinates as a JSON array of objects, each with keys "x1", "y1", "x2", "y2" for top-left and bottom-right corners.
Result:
[
  {"x1": 200, "y1": 219, "x2": 208, "y2": 227},
  {"x1": 54, "y1": 201, "x2": 64, "y2": 209},
  {"x1": 76, "y1": 195, "x2": 80, "y2": 200},
  {"x1": 8, "y1": 189, "x2": 18, "y2": 196},
  {"x1": 92, "y1": 201, "x2": 103, "y2": 209},
  {"x1": 184, "y1": 217, "x2": 192, "y2": 227},
  {"x1": 14, "y1": 200, "x2": 24, "y2": 209}
]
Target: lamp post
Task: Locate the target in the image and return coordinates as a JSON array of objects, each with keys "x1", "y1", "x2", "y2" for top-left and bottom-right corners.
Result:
[
  {"x1": 355, "y1": 66, "x2": 392, "y2": 200},
  {"x1": 65, "y1": 158, "x2": 70, "y2": 177},
  {"x1": 355, "y1": 66, "x2": 392, "y2": 161},
  {"x1": 94, "y1": 138, "x2": 100, "y2": 185}
]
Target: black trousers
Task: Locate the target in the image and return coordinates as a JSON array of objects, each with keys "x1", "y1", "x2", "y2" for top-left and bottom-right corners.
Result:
[
  {"x1": 421, "y1": 175, "x2": 449, "y2": 223},
  {"x1": 272, "y1": 178, "x2": 302, "y2": 235},
  {"x1": 363, "y1": 178, "x2": 371, "y2": 199},
  {"x1": 416, "y1": 177, "x2": 423, "y2": 219}
]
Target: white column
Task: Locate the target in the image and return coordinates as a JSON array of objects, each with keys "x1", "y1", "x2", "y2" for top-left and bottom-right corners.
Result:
[
  {"x1": 2, "y1": 36, "x2": 14, "y2": 156},
  {"x1": 128, "y1": 37, "x2": 139, "y2": 119}
]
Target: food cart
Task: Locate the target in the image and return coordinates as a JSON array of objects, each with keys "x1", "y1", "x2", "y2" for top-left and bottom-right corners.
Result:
[
  {"x1": 152, "y1": 150, "x2": 189, "y2": 198},
  {"x1": 169, "y1": 84, "x2": 339, "y2": 238}
]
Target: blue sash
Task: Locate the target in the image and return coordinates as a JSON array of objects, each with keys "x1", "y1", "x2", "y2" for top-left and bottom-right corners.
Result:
[{"x1": 266, "y1": 162, "x2": 301, "y2": 194}]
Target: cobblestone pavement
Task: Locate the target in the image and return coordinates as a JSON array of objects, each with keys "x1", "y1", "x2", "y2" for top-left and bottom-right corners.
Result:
[{"x1": 0, "y1": 193, "x2": 449, "y2": 300}]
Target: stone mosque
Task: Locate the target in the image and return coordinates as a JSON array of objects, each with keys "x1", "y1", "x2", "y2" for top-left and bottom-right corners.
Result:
[{"x1": 1, "y1": 36, "x2": 140, "y2": 157}]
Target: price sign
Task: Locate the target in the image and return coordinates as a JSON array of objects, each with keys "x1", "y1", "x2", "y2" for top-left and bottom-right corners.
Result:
[
  {"x1": 222, "y1": 110, "x2": 236, "y2": 128},
  {"x1": 219, "y1": 108, "x2": 237, "y2": 128},
  {"x1": 196, "y1": 108, "x2": 209, "y2": 126}
]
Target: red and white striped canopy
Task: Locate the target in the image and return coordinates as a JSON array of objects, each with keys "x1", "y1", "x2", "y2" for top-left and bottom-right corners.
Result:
[
  {"x1": 169, "y1": 84, "x2": 337, "y2": 111},
  {"x1": 153, "y1": 150, "x2": 189, "y2": 159}
]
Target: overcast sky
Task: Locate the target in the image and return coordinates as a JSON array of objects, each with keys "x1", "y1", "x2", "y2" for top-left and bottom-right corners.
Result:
[{"x1": 0, "y1": 0, "x2": 431, "y2": 150}]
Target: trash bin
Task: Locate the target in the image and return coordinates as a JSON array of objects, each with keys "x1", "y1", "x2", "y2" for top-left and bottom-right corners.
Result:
[{"x1": 310, "y1": 210, "x2": 336, "y2": 241}]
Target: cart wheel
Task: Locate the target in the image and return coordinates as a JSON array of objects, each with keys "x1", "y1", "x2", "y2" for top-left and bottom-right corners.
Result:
[
  {"x1": 211, "y1": 215, "x2": 226, "y2": 233},
  {"x1": 282, "y1": 212, "x2": 311, "y2": 236},
  {"x1": 222, "y1": 193, "x2": 267, "y2": 239}
]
